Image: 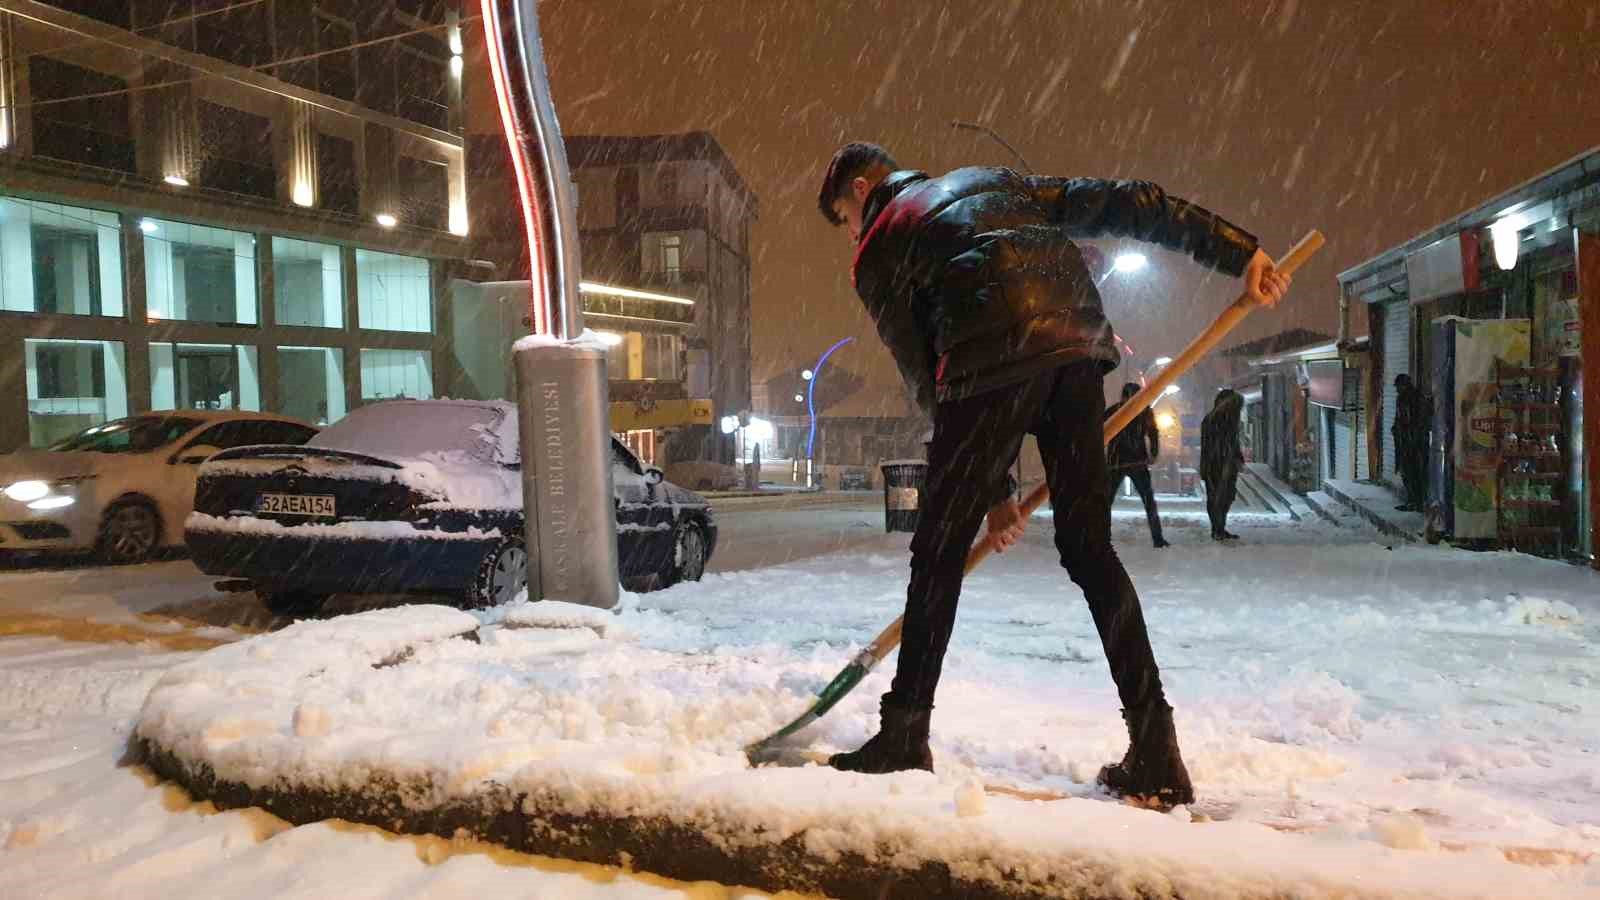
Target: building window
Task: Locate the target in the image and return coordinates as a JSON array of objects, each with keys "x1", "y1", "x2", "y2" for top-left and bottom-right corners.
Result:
[
  {"x1": 356, "y1": 249, "x2": 431, "y2": 332},
  {"x1": 623, "y1": 429, "x2": 656, "y2": 467},
  {"x1": 149, "y1": 342, "x2": 260, "y2": 411},
  {"x1": 316, "y1": 133, "x2": 360, "y2": 216},
  {"x1": 314, "y1": 11, "x2": 359, "y2": 102},
  {"x1": 272, "y1": 237, "x2": 343, "y2": 328},
  {"x1": 27, "y1": 56, "x2": 134, "y2": 173},
  {"x1": 599, "y1": 330, "x2": 681, "y2": 381},
  {"x1": 195, "y1": 0, "x2": 272, "y2": 67},
  {"x1": 48, "y1": 0, "x2": 131, "y2": 28},
  {"x1": 645, "y1": 332, "x2": 681, "y2": 381},
  {"x1": 397, "y1": 156, "x2": 449, "y2": 231},
  {"x1": 396, "y1": 44, "x2": 449, "y2": 130},
  {"x1": 601, "y1": 332, "x2": 628, "y2": 381},
  {"x1": 23, "y1": 339, "x2": 128, "y2": 447},
  {"x1": 142, "y1": 218, "x2": 258, "y2": 325},
  {"x1": 0, "y1": 196, "x2": 123, "y2": 316},
  {"x1": 661, "y1": 235, "x2": 682, "y2": 282},
  {"x1": 198, "y1": 102, "x2": 275, "y2": 199},
  {"x1": 278, "y1": 346, "x2": 346, "y2": 425},
  {"x1": 657, "y1": 166, "x2": 678, "y2": 205},
  {"x1": 360, "y1": 348, "x2": 432, "y2": 401}
]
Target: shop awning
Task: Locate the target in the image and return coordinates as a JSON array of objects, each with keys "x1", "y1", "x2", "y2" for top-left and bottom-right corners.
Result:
[{"x1": 609, "y1": 397, "x2": 714, "y2": 431}]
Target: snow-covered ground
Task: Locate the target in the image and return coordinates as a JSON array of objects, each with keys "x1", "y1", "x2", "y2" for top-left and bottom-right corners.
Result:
[{"x1": 4, "y1": 498, "x2": 1600, "y2": 897}]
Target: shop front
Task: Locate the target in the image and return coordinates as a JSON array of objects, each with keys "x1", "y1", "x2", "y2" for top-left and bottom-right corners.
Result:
[{"x1": 1338, "y1": 146, "x2": 1599, "y2": 566}]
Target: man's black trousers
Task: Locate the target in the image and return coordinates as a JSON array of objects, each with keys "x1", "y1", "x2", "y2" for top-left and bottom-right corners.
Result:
[
  {"x1": 1203, "y1": 465, "x2": 1239, "y2": 537},
  {"x1": 1108, "y1": 466, "x2": 1166, "y2": 544},
  {"x1": 890, "y1": 362, "x2": 1167, "y2": 714}
]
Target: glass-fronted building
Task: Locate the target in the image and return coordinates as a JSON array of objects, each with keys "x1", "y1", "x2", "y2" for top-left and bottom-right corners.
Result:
[{"x1": 0, "y1": 1, "x2": 471, "y2": 452}]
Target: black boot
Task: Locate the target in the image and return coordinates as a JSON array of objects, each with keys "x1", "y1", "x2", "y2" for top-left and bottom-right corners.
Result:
[
  {"x1": 829, "y1": 694, "x2": 933, "y2": 774},
  {"x1": 1096, "y1": 702, "x2": 1194, "y2": 809}
]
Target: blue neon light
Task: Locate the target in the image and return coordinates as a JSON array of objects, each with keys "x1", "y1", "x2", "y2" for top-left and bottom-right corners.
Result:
[{"x1": 805, "y1": 337, "x2": 854, "y2": 460}]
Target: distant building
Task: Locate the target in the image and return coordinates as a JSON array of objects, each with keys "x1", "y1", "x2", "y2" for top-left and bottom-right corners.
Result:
[
  {"x1": 462, "y1": 122, "x2": 757, "y2": 467},
  {"x1": 0, "y1": 0, "x2": 473, "y2": 452}
]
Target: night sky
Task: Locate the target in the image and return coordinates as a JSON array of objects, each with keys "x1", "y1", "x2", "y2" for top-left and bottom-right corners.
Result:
[{"x1": 541, "y1": 0, "x2": 1600, "y2": 411}]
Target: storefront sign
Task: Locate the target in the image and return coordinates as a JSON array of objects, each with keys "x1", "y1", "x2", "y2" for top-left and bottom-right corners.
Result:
[
  {"x1": 1405, "y1": 236, "x2": 1468, "y2": 304},
  {"x1": 609, "y1": 397, "x2": 714, "y2": 431}
]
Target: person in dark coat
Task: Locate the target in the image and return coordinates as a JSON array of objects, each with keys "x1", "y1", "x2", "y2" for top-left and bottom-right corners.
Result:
[
  {"x1": 1392, "y1": 374, "x2": 1430, "y2": 511},
  {"x1": 1105, "y1": 381, "x2": 1170, "y2": 548},
  {"x1": 816, "y1": 142, "x2": 1290, "y2": 808},
  {"x1": 1200, "y1": 389, "x2": 1245, "y2": 541}
]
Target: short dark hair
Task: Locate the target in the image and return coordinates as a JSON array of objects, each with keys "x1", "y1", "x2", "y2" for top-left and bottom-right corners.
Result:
[{"x1": 818, "y1": 142, "x2": 897, "y2": 225}]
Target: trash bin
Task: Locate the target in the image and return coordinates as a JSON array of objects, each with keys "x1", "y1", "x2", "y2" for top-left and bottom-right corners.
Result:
[{"x1": 880, "y1": 459, "x2": 928, "y2": 533}]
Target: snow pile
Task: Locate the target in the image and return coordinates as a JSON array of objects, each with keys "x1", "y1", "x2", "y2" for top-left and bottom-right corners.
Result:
[
  {"x1": 132, "y1": 562, "x2": 1600, "y2": 899},
  {"x1": 496, "y1": 596, "x2": 618, "y2": 633},
  {"x1": 512, "y1": 329, "x2": 614, "y2": 354},
  {"x1": 1499, "y1": 593, "x2": 1584, "y2": 629}
]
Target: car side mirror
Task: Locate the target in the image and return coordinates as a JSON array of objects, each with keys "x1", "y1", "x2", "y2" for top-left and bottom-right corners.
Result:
[
  {"x1": 644, "y1": 467, "x2": 664, "y2": 486},
  {"x1": 174, "y1": 444, "x2": 222, "y2": 465}
]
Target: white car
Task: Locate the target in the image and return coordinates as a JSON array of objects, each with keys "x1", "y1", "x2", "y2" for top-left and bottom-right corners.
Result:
[{"x1": 0, "y1": 411, "x2": 319, "y2": 564}]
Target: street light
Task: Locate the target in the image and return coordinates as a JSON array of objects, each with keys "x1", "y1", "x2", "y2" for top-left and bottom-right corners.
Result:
[
  {"x1": 801, "y1": 369, "x2": 814, "y2": 381},
  {"x1": 1113, "y1": 252, "x2": 1148, "y2": 274},
  {"x1": 1098, "y1": 253, "x2": 1147, "y2": 287}
]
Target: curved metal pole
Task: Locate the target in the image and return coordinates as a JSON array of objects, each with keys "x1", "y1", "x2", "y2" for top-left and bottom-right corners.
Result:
[
  {"x1": 481, "y1": 0, "x2": 583, "y2": 340},
  {"x1": 805, "y1": 337, "x2": 853, "y2": 460},
  {"x1": 488, "y1": 0, "x2": 618, "y2": 609}
]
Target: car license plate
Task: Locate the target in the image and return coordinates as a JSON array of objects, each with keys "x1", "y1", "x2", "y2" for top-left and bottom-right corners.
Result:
[{"x1": 256, "y1": 493, "x2": 336, "y2": 517}]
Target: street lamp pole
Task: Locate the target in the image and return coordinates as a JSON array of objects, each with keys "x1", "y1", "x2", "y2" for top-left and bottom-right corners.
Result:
[
  {"x1": 488, "y1": 0, "x2": 619, "y2": 609},
  {"x1": 805, "y1": 337, "x2": 853, "y2": 489}
]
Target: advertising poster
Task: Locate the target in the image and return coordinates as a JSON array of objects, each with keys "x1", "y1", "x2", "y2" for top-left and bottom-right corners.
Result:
[{"x1": 1451, "y1": 319, "x2": 1530, "y2": 540}]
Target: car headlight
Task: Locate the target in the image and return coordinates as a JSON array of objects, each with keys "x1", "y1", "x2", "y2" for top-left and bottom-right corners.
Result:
[
  {"x1": 28, "y1": 496, "x2": 75, "y2": 511},
  {"x1": 3, "y1": 480, "x2": 51, "y2": 503}
]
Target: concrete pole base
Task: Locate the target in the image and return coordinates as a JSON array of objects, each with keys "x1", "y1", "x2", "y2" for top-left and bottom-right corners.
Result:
[{"x1": 514, "y1": 342, "x2": 619, "y2": 609}]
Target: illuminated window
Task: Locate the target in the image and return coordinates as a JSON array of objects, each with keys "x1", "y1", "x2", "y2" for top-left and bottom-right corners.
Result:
[
  {"x1": 23, "y1": 339, "x2": 129, "y2": 446},
  {"x1": 356, "y1": 250, "x2": 431, "y2": 333},
  {"x1": 272, "y1": 237, "x2": 343, "y2": 328},
  {"x1": 149, "y1": 343, "x2": 260, "y2": 412},
  {"x1": 0, "y1": 196, "x2": 123, "y2": 316},
  {"x1": 661, "y1": 235, "x2": 682, "y2": 282},
  {"x1": 279, "y1": 346, "x2": 346, "y2": 425},
  {"x1": 360, "y1": 349, "x2": 432, "y2": 401},
  {"x1": 142, "y1": 219, "x2": 257, "y2": 325}
]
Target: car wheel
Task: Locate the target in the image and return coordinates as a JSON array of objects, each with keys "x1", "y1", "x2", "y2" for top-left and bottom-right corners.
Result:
[
  {"x1": 97, "y1": 501, "x2": 160, "y2": 565},
  {"x1": 662, "y1": 520, "x2": 708, "y2": 587},
  {"x1": 462, "y1": 533, "x2": 527, "y2": 610},
  {"x1": 257, "y1": 590, "x2": 328, "y2": 618}
]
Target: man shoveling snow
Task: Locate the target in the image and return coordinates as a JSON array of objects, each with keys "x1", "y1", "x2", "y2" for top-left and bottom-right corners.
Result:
[{"x1": 816, "y1": 141, "x2": 1290, "y2": 808}]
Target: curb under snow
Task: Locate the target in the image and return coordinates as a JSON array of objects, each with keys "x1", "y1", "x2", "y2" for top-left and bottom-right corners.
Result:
[{"x1": 129, "y1": 604, "x2": 1549, "y2": 900}]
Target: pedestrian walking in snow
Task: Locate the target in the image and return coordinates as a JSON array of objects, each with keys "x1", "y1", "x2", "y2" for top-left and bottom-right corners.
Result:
[
  {"x1": 1392, "y1": 374, "x2": 1431, "y2": 512},
  {"x1": 816, "y1": 142, "x2": 1289, "y2": 807},
  {"x1": 1105, "y1": 381, "x2": 1170, "y2": 548},
  {"x1": 1200, "y1": 388, "x2": 1245, "y2": 541}
]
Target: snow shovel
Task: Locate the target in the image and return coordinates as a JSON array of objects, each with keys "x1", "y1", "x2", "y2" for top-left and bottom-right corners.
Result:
[{"x1": 747, "y1": 230, "x2": 1326, "y2": 758}]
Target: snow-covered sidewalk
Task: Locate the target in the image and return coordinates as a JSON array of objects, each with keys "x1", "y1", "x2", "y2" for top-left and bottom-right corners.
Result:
[{"x1": 6, "y1": 503, "x2": 1600, "y2": 897}]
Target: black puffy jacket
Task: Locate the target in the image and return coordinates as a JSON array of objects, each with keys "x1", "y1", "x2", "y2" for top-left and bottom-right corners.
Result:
[
  {"x1": 851, "y1": 167, "x2": 1258, "y2": 414},
  {"x1": 1106, "y1": 403, "x2": 1159, "y2": 471}
]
